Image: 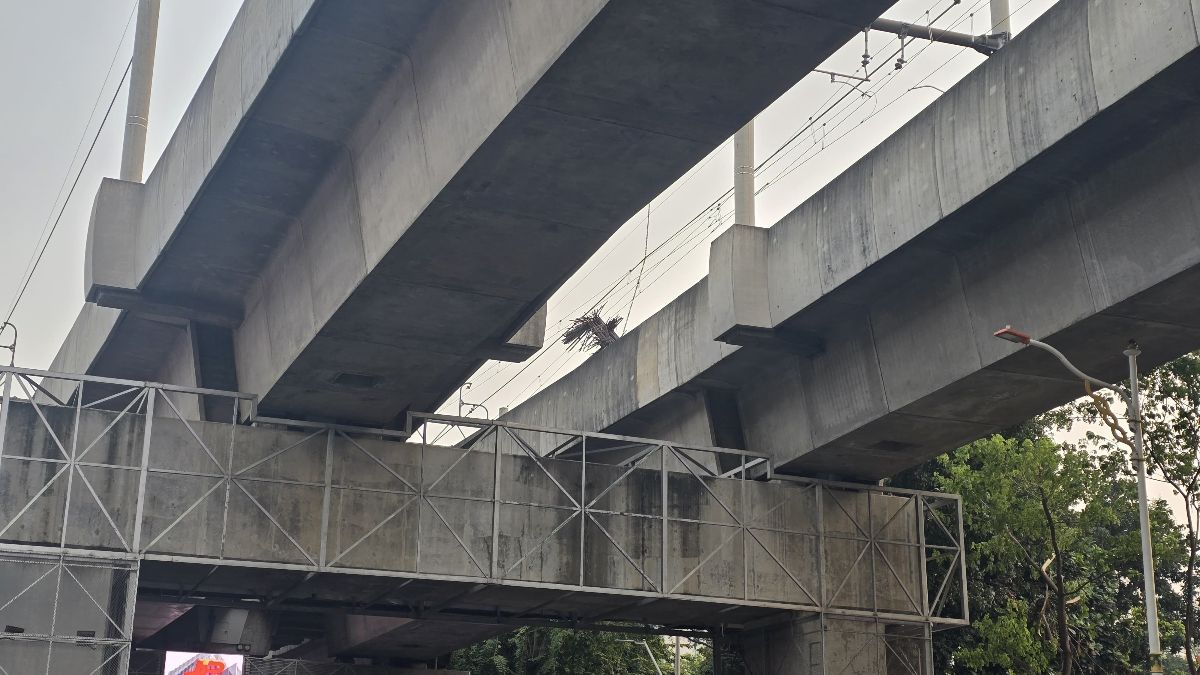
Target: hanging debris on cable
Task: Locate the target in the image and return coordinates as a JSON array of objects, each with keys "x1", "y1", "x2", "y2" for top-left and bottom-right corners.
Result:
[{"x1": 561, "y1": 310, "x2": 622, "y2": 351}]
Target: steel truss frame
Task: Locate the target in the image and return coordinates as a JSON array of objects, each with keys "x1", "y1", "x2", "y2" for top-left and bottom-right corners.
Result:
[
  {"x1": 0, "y1": 552, "x2": 137, "y2": 675},
  {"x1": 0, "y1": 366, "x2": 967, "y2": 637}
]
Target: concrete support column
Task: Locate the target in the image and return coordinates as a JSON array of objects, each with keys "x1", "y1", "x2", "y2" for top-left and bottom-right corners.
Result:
[
  {"x1": 121, "y1": 0, "x2": 160, "y2": 182},
  {"x1": 741, "y1": 614, "x2": 932, "y2": 674},
  {"x1": 734, "y1": 121, "x2": 755, "y2": 227}
]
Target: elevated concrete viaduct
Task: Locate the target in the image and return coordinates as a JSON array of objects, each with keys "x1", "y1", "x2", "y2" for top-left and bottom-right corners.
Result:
[
  {"x1": 20, "y1": 0, "x2": 1200, "y2": 670},
  {"x1": 506, "y1": 0, "x2": 1200, "y2": 480},
  {"x1": 53, "y1": 0, "x2": 894, "y2": 428}
]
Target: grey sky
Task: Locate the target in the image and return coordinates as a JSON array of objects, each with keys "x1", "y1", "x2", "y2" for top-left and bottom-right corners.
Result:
[{"x1": 0, "y1": 0, "x2": 242, "y2": 367}]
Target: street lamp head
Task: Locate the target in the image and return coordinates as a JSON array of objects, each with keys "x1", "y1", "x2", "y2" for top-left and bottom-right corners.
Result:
[{"x1": 993, "y1": 325, "x2": 1031, "y2": 345}]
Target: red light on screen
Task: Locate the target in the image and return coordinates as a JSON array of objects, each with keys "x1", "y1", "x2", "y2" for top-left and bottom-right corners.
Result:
[{"x1": 181, "y1": 659, "x2": 227, "y2": 675}]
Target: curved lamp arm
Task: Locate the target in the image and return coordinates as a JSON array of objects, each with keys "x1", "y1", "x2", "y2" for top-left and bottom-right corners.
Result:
[{"x1": 993, "y1": 326, "x2": 1130, "y2": 404}]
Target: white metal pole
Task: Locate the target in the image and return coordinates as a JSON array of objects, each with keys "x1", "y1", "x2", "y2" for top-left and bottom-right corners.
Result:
[
  {"x1": 121, "y1": 0, "x2": 161, "y2": 182},
  {"x1": 997, "y1": 328, "x2": 1164, "y2": 673},
  {"x1": 1127, "y1": 344, "x2": 1164, "y2": 673},
  {"x1": 989, "y1": 0, "x2": 1012, "y2": 36},
  {"x1": 674, "y1": 636, "x2": 681, "y2": 675},
  {"x1": 734, "y1": 121, "x2": 755, "y2": 227}
]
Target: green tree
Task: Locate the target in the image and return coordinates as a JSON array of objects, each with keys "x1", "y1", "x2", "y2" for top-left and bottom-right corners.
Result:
[
  {"x1": 448, "y1": 627, "x2": 671, "y2": 675},
  {"x1": 675, "y1": 638, "x2": 744, "y2": 675},
  {"x1": 1072, "y1": 351, "x2": 1200, "y2": 671},
  {"x1": 892, "y1": 430, "x2": 1187, "y2": 673}
]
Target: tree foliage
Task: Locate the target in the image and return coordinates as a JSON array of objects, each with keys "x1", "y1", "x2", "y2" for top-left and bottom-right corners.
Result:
[
  {"x1": 1070, "y1": 351, "x2": 1200, "y2": 672},
  {"x1": 448, "y1": 627, "x2": 671, "y2": 675},
  {"x1": 926, "y1": 434, "x2": 1186, "y2": 673}
]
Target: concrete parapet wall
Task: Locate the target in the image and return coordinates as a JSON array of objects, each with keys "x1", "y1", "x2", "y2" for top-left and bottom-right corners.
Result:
[{"x1": 0, "y1": 395, "x2": 958, "y2": 625}]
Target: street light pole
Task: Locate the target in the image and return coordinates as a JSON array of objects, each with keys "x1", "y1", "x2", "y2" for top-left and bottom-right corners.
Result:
[
  {"x1": 994, "y1": 327, "x2": 1162, "y2": 673},
  {"x1": 618, "y1": 639, "x2": 664, "y2": 675},
  {"x1": 1126, "y1": 343, "x2": 1163, "y2": 672}
]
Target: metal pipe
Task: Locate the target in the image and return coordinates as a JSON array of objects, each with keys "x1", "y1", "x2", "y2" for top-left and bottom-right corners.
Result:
[
  {"x1": 734, "y1": 121, "x2": 755, "y2": 227},
  {"x1": 1127, "y1": 344, "x2": 1164, "y2": 673},
  {"x1": 870, "y1": 17, "x2": 1005, "y2": 55},
  {"x1": 1027, "y1": 339, "x2": 1121, "y2": 395},
  {"x1": 120, "y1": 0, "x2": 160, "y2": 182}
]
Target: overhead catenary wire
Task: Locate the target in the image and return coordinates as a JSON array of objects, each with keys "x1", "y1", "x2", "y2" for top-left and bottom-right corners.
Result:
[
  {"x1": 754, "y1": 0, "x2": 985, "y2": 184},
  {"x1": 3, "y1": 2, "x2": 140, "y2": 326},
  {"x1": 3, "y1": 58, "x2": 135, "y2": 327},
  {"x1": 755, "y1": 0, "x2": 1010, "y2": 193},
  {"x1": 458, "y1": 20, "x2": 973, "y2": 414},
  {"x1": 760, "y1": 0, "x2": 1030, "y2": 192},
  {"x1": 442, "y1": 0, "x2": 1036, "y2": 420},
  {"x1": 753, "y1": 0, "x2": 966, "y2": 179},
  {"x1": 462, "y1": 189, "x2": 735, "y2": 393},
  {"x1": 455, "y1": 0, "x2": 955, "y2": 392}
]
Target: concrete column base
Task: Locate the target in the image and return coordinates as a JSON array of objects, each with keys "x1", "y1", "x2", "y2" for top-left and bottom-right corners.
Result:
[{"x1": 741, "y1": 614, "x2": 932, "y2": 675}]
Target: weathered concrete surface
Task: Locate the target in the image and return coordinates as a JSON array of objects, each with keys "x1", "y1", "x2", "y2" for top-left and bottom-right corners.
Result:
[
  {"x1": 57, "y1": 0, "x2": 895, "y2": 428},
  {"x1": 0, "y1": 399, "x2": 933, "y2": 660},
  {"x1": 741, "y1": 614, "x2": 930, "y2": 674},
  {"x1": 507, "y1": 0, "x2": 1200, "y2": 480}
]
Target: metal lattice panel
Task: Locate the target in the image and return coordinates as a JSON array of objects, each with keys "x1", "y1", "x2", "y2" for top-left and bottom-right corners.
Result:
[
  {"x1": 0, "y1": 366, "x2": 967, "y2": 640},
  {"x1": 0, "y1": 552, "x2": 137, "y2": 675}
]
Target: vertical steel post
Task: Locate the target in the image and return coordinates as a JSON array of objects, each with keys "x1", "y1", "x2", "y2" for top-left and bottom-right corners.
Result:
[
  {"x1": 579, "y1": 435, "x2": 587, "y2": 587},
  {"x1": 121, "y1": 0, "x2": 161, "y2": 182},
  {"x1": 674, "y1": 635, "x2": 681, "y2": 675},
  {"x1": 661, "y1": 446, "x2": 668, "y2": 592},
  {"x1": 741, "y1": 456, "x2": 748, "y2": 601},
  {"x1": 916, "y1": 497, "x2": 930, "y2": 617},
  {"x1": 319, "y1": 430, "x2": 334, "y2": 568},
  {"x1": 417, "y1": 424, "x2": 426, "y2": 571},
  {"x1": 922, "y1": 622, "x2": 934, "y2": 675},
  {"x1": 817, "y1": 483, "x2": 826, "y2": 611},
  {"x1": 868, "y1": 491, "x2": 877, "y2": 614},
  {"x1": 734, "y1": 121, "x2": 755, "y2": 227},
  {"x1": 0, "y1": 372, "x2": 12, "y2": 488},
  {"x1": 955, "y1": 497, "x2": 969, "y2": 624},
  {"x1": 491, "y1": 427, "x2": 502, "y2": 579},
  {"x1": 131, "y1": 388, "x2": 154, "y2": 553},
  {"x1": 119, "y1": 560, "x2": 141, "y2": 675},
  {"x1": 1127, "y1": 345, "x2": 1163, "y2": 672},
  {"x1": 58, "y1": 381, "x2": 83, "y2": 548}
]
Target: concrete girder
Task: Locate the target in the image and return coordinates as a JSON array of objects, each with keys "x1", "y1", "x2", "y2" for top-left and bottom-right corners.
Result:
[
  {"x1": 505, "y1": 0, "x2": 1200, "y2": 480},
  {"x1": 55, "y1": 0, "x2": 895, "y2": 429}
]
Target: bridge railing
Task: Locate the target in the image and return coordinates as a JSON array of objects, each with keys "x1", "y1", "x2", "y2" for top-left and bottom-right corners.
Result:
[{"x1": 0, "y1": 366, "x2": 967, "y2": 665}]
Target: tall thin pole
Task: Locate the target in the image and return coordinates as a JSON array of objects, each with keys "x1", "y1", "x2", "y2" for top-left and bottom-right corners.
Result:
[
  {"x1": 1127, "y1": 343, "x2": 1164, "y2": 673},
  {"x1": 674, "y1": 636, "x2": 681, "y2": 675},
  {"x1": 734, "y1": 121, "x2": 755, "y2": 227},
  {"x1": 121, "y1": 0, "x2": 161, "y2": 182},
  {"x1": 989, "y1": 0, "x2": 1012, "y2": 36}
]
